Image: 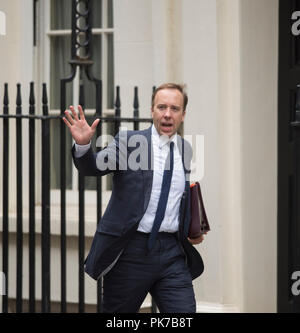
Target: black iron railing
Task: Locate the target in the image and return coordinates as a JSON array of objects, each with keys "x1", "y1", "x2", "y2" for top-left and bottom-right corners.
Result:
[
  {"x1": 0, "y1": 82, "x2": 153, "y2": 313},
  {"x1": 1, "y1": 0, "x2": 158, "y2": 313}
]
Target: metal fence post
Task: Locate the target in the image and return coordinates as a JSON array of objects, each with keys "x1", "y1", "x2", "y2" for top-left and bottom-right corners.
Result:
[
  {"x1": 2, "y1": 83, "x2": 9, "y2": 313},
  {"x1": 29, "y1": 82, "x2": 36, "y2": 313},
  {"x1": 41, "y1": 83, "x2": 51, "y2": 313},
  {"x1": 16, "y1": 84, "x2": 23, "y2": 313}
]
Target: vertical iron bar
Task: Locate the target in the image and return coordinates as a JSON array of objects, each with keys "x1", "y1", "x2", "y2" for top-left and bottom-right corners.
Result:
[
  {"x1": 33, "y1": 0, "x2": 38, "y2": 46},
  {"x1": 41, "y1": 83, "x2": 51, "y2": 313},
  {"x1": 60, "y1": 0, "x2": 78, "y2": 311},
  {"x1": 85, "y1": 66, "x2": 103, "y2": 313},
  {"x1": 29, "y1": 82, "x2": 36, "y2": 313},
  {"x1": 114, "y1": 86, "x2": 121, "y2": 135},
  {"x1": 60, "y1": 67, "x2": 76, "y2": 313},
  {"x1": 2, "y1": 83, "x2": 9, "y2": 313},
  {"x1": 60, "y1": 78, "x2": 67, "y2": 313},
  {"x1": 133, "y1": 87, "x2": 139, "y2": 131},
  {"x1": 16, "y1": 83, "x2": 23, "y2": 313},
  {"x1": 95, "y1": 79, "x2": 103, "y2": 313},
  {"x1": 78, "y1": 76, "x2": 85, "y2": 313}
]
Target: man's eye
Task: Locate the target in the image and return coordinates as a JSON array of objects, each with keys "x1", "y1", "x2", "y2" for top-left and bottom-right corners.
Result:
[
  {"x1": 158, "y1": 105, "x2": 166, "y2": 110},
  {"x1": 157, "y1": 105, "x2": 181, "y2": 112}
]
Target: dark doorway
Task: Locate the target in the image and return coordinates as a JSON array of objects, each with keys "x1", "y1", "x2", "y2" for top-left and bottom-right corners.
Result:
[{"x1": 278, "y1": 0, "x2": 300, "y2": 313}]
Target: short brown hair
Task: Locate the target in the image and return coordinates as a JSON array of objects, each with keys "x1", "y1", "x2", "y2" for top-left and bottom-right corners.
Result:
[{"x1": 151, "y1": 83, "x2": 188, "y2": 111}]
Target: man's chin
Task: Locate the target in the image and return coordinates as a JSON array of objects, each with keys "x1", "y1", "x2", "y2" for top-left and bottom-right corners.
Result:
[{"x1": 159, "y1": 127, "x2": 175, "y2": 137}]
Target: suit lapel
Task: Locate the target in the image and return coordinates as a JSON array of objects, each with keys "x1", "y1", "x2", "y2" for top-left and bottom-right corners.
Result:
[
  {"x1": 142, "y1": 126, "x2": 154, "y2": 213},
  {"x1": 177, "y1": 134, "x2": 192, "y2": 177},
  {"x1": 177, "y1": 135, "x2": 192, "y2": 238}
]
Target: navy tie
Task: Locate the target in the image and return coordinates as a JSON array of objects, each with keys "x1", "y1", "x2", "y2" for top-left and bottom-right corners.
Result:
[{"x1": 148, "y1": 141, "x2": 174, "y2": 250}]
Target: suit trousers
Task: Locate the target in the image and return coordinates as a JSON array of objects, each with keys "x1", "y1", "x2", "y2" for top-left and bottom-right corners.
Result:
[{"x1": 102, "y1": 231, "x2": 196, "y2": 313}]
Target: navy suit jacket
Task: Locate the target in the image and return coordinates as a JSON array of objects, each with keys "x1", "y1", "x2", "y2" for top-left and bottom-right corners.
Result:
[{"x1": 71, "y1": 126, "x2": 204, "y2": 280}]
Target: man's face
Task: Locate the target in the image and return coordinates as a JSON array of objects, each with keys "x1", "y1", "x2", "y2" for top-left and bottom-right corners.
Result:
[{"x1": 151, "y1": 88, "x2": 186, "y2": 137}]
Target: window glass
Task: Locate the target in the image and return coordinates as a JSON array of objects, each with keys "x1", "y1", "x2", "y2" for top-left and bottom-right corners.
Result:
[
  {"x1": 51, "y1": 0, "x2": 72, "y2": 30},
  {"x1": 50, "y1": 35, "x2": 73, "y2": 109}
]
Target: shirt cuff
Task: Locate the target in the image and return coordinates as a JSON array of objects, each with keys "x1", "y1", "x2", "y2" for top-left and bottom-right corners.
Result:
[{"x1": 74, "y1": 141, "x2": 91, "y2": 158}]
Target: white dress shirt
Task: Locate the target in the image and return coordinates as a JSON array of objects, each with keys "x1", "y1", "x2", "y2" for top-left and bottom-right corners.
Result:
[
  {"x1": 137, "y1": 125, "x2": 185, "y2": 233},
  {"x1": 74, "y1": 125, "x2": 186, "y2": 233}
]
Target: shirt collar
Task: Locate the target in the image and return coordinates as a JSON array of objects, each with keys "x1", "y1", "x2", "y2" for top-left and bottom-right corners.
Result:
[{"x1": 151, "y1": 124, "x2": 178, "y2": 149}]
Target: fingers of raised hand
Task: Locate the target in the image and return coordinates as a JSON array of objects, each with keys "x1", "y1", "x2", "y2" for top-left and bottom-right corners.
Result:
[
  {"x1": 78, "y1": 105, "x2": 85, "y2": 120},
  {"x1": 63, "y1": 105, "x2": 86, "y2": 126},
  {"x1": 91, "y1": 118, "x2": 100, "y2": 131},
  {"x1": 69, "y1": 105, "x2": 79, "y2": 121},
  {"x1": 62, "y1": 116, "x2": 72, "y2": 129},
  {"x1": 64, "y1": 109, "x2": 75, "y2": 125}
]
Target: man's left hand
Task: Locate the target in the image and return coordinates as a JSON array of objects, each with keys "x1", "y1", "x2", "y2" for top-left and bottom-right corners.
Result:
[{"x1": 188, "y1": 234, "x2": 206, "y2": 245}]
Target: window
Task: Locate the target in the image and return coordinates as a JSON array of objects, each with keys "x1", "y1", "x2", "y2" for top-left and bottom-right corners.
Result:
[{"x1": 44, "y1": 0, "x2": 114, "y2": 198}]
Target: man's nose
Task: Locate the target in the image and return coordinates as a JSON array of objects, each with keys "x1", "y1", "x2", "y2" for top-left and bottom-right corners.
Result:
[{"x1": 164, "y1": 107, "x2": 172, "y2": 117}]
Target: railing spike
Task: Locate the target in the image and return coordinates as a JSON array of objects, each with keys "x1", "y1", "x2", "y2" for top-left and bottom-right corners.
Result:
[
  {"x1": 4, "y1": 83, "x2": 9, "y2": 108},
  {"x1": 114, "y1": 86, "x2": 121, "y2": 134},
  {"x1": 29, "y1": 82, "x2": 35, "y2": 109},
  {"x1": 42, "y1": 83, "x2": 48, "y2": 104},
  {"x1": 42, "y1": 83, "x2": 49, "y2": 116},
  {"x1": 115, "y1": 86, "x2": 120, "y2": 110},
  {"x1": 16, "y1": 83, "x2": 22, "y2": 111},
  {"x1": 133, "y1": 87, "x2": 139, "y2": 131},
  {"x1": 134, "y1": 86, "x2": 139, "y2": 109}
]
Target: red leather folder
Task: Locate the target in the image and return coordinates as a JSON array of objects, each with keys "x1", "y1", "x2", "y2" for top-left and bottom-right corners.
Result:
[{"x1": 188, "y1": 182, "x2": 210, "y2": 239}]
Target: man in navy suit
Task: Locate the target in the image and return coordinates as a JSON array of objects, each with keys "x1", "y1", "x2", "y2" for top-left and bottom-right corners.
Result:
[{"x1": 63, "y1": 83, "x2": 205, "y2": 313}]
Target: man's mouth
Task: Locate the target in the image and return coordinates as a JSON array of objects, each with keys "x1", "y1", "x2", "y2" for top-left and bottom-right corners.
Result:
[{"x1": 161, "y1": 123, "x2": 173, "y2": 128}]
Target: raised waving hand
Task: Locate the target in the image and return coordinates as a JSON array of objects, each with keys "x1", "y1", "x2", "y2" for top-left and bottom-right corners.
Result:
[{"x1": 62, "y1": 105, "x2": 100, "y2": 145}]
